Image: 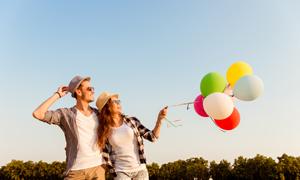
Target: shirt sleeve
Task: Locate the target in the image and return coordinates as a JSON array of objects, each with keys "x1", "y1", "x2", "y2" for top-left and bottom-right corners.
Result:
[
  {"x1": 42, "y1": 109, "x2": 63, "y2": 125},
  {"x1": 131, "y1": 117, "x2": 157, "y2": 142},
  {"x1": 102, "y1": 141, "x2": 116, "y2": 175}
]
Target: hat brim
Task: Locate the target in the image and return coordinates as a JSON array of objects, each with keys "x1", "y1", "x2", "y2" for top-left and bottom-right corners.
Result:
[
  {"x1": 103, "y1": 94, "x2": 119, "y2": 107},
  {"x1": 97, "y1": 93, "x2": 119, "y2": 112}
]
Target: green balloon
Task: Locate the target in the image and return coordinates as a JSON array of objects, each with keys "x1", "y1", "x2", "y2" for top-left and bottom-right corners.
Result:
[{"x1": 200, "y1": 72, "x2": 227, "y2": 97}]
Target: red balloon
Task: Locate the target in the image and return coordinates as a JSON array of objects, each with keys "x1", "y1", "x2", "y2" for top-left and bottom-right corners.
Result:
[
  {"x1": 194, "y1": 95, "x2": 208, "y2": 117},
  {"x1": 214, "y1": 108, "x2": 240, "y2": 130}
]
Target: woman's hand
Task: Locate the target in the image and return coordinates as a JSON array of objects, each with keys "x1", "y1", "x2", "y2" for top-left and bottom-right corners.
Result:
[
  {"x1": 158, "y1": 106, "x2": 168, "y2": 121},
  {"x1": 152, "y1": 106, "x2": 168, "y2": 139}
]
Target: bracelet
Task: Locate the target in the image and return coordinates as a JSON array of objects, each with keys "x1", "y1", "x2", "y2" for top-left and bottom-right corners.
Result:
[{"x1": 55, "y1": 92, "x2": 62, "y2": 98}]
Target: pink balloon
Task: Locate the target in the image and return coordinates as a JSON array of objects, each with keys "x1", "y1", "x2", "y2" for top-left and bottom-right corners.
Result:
[{"x1": 194, "y1": 95, "x2": 208, "y2": 117}]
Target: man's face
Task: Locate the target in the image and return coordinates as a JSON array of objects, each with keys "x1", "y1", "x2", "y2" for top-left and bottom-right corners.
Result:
[{"x1": 77, "y1": 80, "x2": 94, "y2": 103}]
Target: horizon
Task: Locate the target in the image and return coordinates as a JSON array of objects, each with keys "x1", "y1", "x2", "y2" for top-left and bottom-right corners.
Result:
[{"x1": 1, "y1": 1, "x2": 300, "y2": 167}]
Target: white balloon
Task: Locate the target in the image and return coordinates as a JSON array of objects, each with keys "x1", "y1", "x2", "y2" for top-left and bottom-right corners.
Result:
[
  {"x1": 203, "y1": 92, "x2": 234, "y2": 120},
  {"x1": 233, "y1": 75, "x2": 264, "y2": 101}
]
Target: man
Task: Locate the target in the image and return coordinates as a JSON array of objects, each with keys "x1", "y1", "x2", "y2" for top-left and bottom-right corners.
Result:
[{"x1": 32, "y1": 76, "x2": 105, "y2": 180}]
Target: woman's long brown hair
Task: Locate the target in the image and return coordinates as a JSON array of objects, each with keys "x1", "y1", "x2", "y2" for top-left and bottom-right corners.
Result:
[{"x1": 97, "y1": 99, "x2": 116, "y2": 150}]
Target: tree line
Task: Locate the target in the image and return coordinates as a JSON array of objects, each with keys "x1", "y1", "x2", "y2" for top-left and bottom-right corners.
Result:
[{"x1": 1, "y1": 154, "x2": 299, "y2": 180}]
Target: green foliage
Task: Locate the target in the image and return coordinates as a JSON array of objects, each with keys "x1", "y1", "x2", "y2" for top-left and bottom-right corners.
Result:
[
  {"x1": 0, "y1": 160, "x2": 65, "y2": 180},
  {"x1": 147, "y1": 163, "x2": 160, "y2": 179},
  {"x1": 231, "y1": 154, "x2": 278, "y2": 180},
  {"x1": 210, "y1": 160, "x2": 232, "y2": 180},
  {"x1": 185, "y1": 157, "x2": 209, "y2": 179},
  {"x1": 277, "y1": 154, "x2": 300, "y2": 180},
  {"x1": 1, "y1": 154, "x2": 300, "y2": 179},
  {"x1": 158, "y1": 160, "x2": 187, "y2": 179}
]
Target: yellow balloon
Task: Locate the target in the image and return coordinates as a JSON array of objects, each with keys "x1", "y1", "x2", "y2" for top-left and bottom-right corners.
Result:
[{"x1": 226, "y1": 61, "x2": 253, "y2": 87}]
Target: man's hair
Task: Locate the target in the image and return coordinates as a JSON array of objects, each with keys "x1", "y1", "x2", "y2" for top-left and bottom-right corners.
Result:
[{"x1": 73, "y1": 84, "x2": 82, "y2": 99}]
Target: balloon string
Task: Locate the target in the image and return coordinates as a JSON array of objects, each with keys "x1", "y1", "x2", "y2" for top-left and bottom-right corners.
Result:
[
  {"x1": 169, "y1": 86, "x2": 236, "y2": 109},
  {"x1": 169, "y1": 101, "x2": 195, "y2": 107},
  {"x1": 164, "y1": 117, "x2": 182, "y2": 127},
  {"x1": 223, "y1": 83, "x2": 231, "y2": 92},
  {"x1": 168, "y1": 101, "x2": 227, "y2": 132},
  {"x1": 224, "y1": 84, "x2": 235, "y2": 97},
  {"x1": 169, "y1": 101, "x2": 202, "y2": 110}
]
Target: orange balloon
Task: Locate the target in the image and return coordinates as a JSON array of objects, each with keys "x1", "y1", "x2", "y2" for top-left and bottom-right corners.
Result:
[{"x1": 214, "y1": 108, "x2": 240, "y2": 130}]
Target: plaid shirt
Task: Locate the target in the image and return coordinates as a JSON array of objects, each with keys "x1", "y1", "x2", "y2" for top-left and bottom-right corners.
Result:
[{"x1": 102, "y1": 115, "x2": 157, "y2": 175}]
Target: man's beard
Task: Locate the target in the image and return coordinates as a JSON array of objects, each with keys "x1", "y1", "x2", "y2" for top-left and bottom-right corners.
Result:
[
  {"x1": 82, "y1": 94, "x2": 94, "y2": 103},
  {"x1": 87, "y1": 99, "x2": 94, "y2": 103}
]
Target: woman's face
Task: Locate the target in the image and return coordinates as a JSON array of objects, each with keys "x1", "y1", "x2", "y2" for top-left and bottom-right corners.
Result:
[{"x1": 109, "y1": 96, "x2": 122, "y2": 114}]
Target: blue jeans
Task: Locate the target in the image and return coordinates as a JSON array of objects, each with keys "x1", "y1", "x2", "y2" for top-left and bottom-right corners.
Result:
[{"x1": 114, "y1": 169, "x2": 149, "y2": 180}]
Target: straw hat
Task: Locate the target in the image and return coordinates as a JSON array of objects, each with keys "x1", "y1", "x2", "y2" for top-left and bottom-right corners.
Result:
[{"x1": 96, "y1": 92, "x2": 119, "y2": 112}]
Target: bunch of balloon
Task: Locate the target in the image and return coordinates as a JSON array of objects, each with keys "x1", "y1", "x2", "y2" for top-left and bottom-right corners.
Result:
[{"x1": 193, "y1": 61, "x2": 264, "y2": 131}]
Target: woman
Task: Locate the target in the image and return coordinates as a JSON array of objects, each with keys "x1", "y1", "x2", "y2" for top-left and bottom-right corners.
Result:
[{"x1": 96, "y1": 92, "x2": 167, "y2": 180}]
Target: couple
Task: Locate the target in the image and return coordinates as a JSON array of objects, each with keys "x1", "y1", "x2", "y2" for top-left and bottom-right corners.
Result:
[{"x1": 32, "y1": 76, "x2": 168, "y2": 180}]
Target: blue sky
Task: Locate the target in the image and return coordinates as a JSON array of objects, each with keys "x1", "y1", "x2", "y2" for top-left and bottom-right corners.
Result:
[{"x1": 1, "y1": 0, "x2": 300, "y2": 166}]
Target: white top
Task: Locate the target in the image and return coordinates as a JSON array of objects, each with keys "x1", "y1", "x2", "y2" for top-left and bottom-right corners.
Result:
[
  {"x1": 71, "y1": 110, "x2": 102, "y2": 170},
  {"x1": 109, "y1": 122, "x2": 146, "y2": 172}
]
